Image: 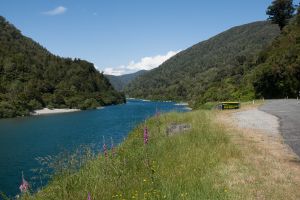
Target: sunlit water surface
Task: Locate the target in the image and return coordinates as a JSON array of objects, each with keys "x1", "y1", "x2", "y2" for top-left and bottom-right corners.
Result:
[{"x1": 0, "y1": 99, "x2": 188, "y2": 197}]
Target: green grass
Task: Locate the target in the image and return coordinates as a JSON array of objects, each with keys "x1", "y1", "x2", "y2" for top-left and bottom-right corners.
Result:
[
  {"x1": 22, "y1": 111, "x2": 239, "y2": 200},
  {"x1": 195, "y1": 102, "x2": 219, "y2": 110}
]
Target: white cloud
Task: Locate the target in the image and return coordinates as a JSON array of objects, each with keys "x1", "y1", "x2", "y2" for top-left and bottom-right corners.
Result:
[
  {"x1": 104, "y1": 50, "x2": 180, "y2": 76},
  {"x1": 103, "y1": 68, "x2": 125, "y2": 76},
  {"x1": 43, "y1": 6, "x2": 67, "y2": 16}
]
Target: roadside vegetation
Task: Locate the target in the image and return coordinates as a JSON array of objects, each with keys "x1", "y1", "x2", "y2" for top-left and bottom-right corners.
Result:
[{"x1": 252, "y1": 8, "x2": 300, "y2": 99}]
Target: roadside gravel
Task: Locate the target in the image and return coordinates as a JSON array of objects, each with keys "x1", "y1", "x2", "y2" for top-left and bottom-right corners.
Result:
[{"x1": 233, "y1": 108, "x2": 279, "y2": 135}]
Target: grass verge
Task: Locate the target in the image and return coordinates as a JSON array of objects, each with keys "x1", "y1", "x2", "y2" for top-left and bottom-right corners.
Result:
[
  {"x1": 22, "y1": 110, "x2": 238, "y2": 200},
  {"x1": 216, "y1": 106, "x2": 300, "y2": 200}
]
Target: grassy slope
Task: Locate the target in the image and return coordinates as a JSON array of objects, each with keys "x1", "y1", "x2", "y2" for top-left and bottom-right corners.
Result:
[
  {"x1": 21, "y1": 105, "x2": 300, "y2": 200},
  {"x1": 23, "y1": 111, "x2": 238, "y2": 200}
]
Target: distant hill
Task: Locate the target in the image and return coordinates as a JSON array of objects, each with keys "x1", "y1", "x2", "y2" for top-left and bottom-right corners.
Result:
[
  {"x1": 0, "y1": 16, "x2": 125, "y2": 118},
  {"x1": 106, "y1": 70, "x2": 147, "y2": 91},
  {"x1": 125, "y1": 21, "x2": 280, "y2": 106}
]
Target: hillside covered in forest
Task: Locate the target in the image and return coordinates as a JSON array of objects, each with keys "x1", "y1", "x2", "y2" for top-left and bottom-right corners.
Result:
[
  {"x1": 0, "y1": 16, "x2": 125, "y2": 118},
  {"x1": 105, "y1": 70, "x2": 147, "y2": 91},
  {"x1": 252, "y1": 15, "x2": 300, "y2": 99},
  {"x1": 125, "y1": 21, "x2": 280, "y2": 106}
]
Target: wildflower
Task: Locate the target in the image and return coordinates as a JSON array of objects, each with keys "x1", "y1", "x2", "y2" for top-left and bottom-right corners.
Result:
[
  {"x1": 143, "y1": 126, "x2": 148, "y2": 144},
  {"x1": 111, "y1": 137, "x2": 116, "y2": 157},
  {"x1": 103, "y1": 143, "x2": 108, "y2": 158},
  {"x1": 88, "y1": 193, "x2": 91, "y2": 200},
  {"x1": 19, "y1": 171, "x2": 29, "y2": 193},
  {"x1": 103, "y1": 136, "x2": 108, "y2": 158},
  {"x1": 155, "y1": 108, "x2": 160, "y2": 118}
]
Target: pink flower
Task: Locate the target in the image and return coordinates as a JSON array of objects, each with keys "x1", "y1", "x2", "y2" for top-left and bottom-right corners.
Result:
[
  {"x1": 102, "y1": 136, "x2": 108, "y2": 158},
  {"x1": 144, "y1": 126, "x2": 148, "y2": 145},
  {"x1": 156, "y1": 108, "x2": 160, "y2": 118},
  {"x1": 88, "y1": 192, "x2": 91, "y2": 200},
  {"x1": 103, "y1": 143, "x2": 108, "y2": 158},
  {"x1": 19, "y1": 171, "x2": 29, "y2": 193},
  {"x1": 111, "y1": 137, "x2": 116, "y2": 157}
]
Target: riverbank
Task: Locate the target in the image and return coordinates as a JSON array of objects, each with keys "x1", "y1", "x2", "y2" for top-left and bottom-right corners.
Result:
[
  {"x1": 21, "y1": 102, "x2": 300, "y2": 200},
  {"x1": 31, "y1": 108, "x2": 80, "y2": 116},
  {"x1": 22, "y1": 110, "x2": 237, "y2": 200}
]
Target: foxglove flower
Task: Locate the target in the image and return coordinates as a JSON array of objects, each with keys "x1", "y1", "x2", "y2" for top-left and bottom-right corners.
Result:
[
  {"x1": 103, "y1": 143, "x2": 108, "y2": 158},
  {"x1": 19, "y1": 171, "x2": 29, "y2": 193},
  {"x1": 103, "y1": 136, "x2": 108, "y2": 158},
  {"x1": 111, "y1": 137, "x2": 116, "y2": 157},
  {"x1": 144, "y1": 126, "x2": 148, "y2": 145},
  {"x1": 156, "y1": 108, "x2": 160, "y2": 118}
]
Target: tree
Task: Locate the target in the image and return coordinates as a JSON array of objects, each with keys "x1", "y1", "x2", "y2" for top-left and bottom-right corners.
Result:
[{"x1": 266, "y1": 0, "x2": 295, "y2": 30}]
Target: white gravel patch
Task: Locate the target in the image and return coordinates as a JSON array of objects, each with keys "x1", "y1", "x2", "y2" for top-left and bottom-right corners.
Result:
[
  {"x1": 32, "y1": 108, "x2": 80, "y2": 115},
  {"x1": 233, "y1": 109, "x2": 279, "y2": 135}
]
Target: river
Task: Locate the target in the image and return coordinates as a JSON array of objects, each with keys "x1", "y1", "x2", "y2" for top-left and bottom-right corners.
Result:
[{"x1": 0, "y1": 99, "x2": 188, "y2": 197}]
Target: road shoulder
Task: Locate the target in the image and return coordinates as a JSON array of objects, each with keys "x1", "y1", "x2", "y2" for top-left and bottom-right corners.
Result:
[{"x1": 214, "y1": 105, "x2": 300, "y2": 199}]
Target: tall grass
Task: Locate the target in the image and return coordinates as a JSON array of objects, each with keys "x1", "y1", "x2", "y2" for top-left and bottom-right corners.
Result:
[{"x1": 22, "y1": 111, "x2": 239, "y2": 200}]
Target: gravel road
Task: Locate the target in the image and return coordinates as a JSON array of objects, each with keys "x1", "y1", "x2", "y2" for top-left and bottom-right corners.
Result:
[
  {"x1": 233, "y1": 109, "x2": 279, "y2": 135},
  {"x1": 260, "y1": 99, "x2": 300, "y2": 157}
]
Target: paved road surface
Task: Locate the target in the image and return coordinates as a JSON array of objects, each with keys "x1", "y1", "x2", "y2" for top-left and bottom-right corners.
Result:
[{"x1": 260, "y1": 99, "x2": 300, "y2": 157}]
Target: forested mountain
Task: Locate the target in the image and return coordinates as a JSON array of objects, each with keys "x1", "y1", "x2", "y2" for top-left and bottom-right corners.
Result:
[
  {"x1": 253, "y1": 16, "x2": 300, "y2": 98},
  {"x1": 125, "y1": 21, "x2": 280, "y2": 106},
  {"x1": 0, "y1": 16, "x2": 125, "y2": 118},
  {"x1": 105, "y1": 70, "x2": 147, "y2": 91}
]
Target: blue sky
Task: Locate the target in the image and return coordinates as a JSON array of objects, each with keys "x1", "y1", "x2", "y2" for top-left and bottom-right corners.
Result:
[{"x1": 0, "y1": 0, "x2": 296, "y2": 75}]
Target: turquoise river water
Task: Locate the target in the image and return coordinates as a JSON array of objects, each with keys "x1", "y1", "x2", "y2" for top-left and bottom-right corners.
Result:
[{"x1": 0, "y1": 99, "x2": 188, "y2": 197}]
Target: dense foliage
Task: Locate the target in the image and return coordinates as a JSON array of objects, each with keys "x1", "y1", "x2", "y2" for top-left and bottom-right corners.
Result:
[
  {"x1": 105, "y1": 70, "x2": 147, "y2": 91},
  {"x1": 125, "y1": 21, "x2": 280, "y2": 106},
  {"x1": 253, "y1": 14, "x2": 300, "y2": 98},
  {"x1": 0, "y1": 16, "x2": 125, "y2": 118}
]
